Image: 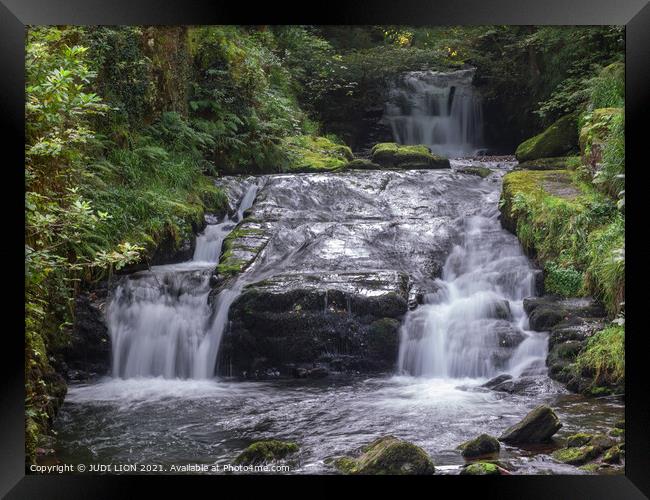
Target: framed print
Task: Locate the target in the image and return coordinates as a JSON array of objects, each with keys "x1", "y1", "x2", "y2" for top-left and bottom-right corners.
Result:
[{"x1": 2, "y1": 0, "x2": 649, "y2": 497}]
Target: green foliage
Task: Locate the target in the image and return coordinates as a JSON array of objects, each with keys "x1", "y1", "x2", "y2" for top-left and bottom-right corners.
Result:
[
  {"x1": 575, "y1": 324, "x2": 625, "y2": 386},
  {"x1": 188, "y1": 26, "x2": 311, "y2": 172},
  {"x1": 544, "y1": 261, "x2": 583, "y2": 297},
  {"x1": 593, "y1": 111, "x2": 625, "y2": 202},
  {"x1": 501, "y1": 170, "x2": 623, "y2": 314}
]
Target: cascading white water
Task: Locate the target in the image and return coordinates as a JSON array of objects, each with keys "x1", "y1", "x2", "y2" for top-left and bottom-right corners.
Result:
[
  {"x1": 383, "y1": 69, "x2": 484, "y2": 157},
  {"x1": 398, "y1": 188, "x2": 547, "y2": 379},
  {"x1": 108, "y1": 182, "x2": 260, "y2": 379}
]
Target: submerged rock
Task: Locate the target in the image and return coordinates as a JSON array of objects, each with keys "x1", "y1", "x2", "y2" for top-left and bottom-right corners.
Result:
[
  {"x1": 234, "y1": 440, "x2": 299, "y2": 465},
  {"x1": 482, "y1": 374, "x2": 513, "y2": 389},
  {"x1": 458, "y1": 434, "x2": 500, "y2": 458},
  {"x1": 333, "y1": 436, "x2": 435, "y2": 475},
  {"x1": 499, "y1": 405, "x2": 562, "y2": 444}
]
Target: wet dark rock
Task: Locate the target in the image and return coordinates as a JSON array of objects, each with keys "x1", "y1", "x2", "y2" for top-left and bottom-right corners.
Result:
[
  {"x1": 458, "y1": 434, "x2": 500, "y2": 458},
  {"x1": 524, "y1": 296, "x2": 606, "y2": 332},
  {"x1": 333, "y1": 436, "x2": 435, "y2": 475},
  {"x1": 221, "y1": 271, "x2": 409, "y2": 377},
  {"x1": 482, "y1": 374, "x2": 513, "y2": 389},
  {"x1": 490, "y1": 376, "x2": 538, "y2": 395},
  {"x1": 59, "y1": 285, "x2": 111, "y2": 380},
  {"x1": 499, "y1": 405, "x2": 562, "y2": 444}
]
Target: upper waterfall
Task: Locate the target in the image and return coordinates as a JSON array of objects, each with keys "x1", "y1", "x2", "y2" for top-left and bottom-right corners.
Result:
[{"x1": 383, "y1": 69, "x2": 484, "y2": 158}]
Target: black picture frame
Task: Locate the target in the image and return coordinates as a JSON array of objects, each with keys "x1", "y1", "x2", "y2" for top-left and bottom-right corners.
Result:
[{"x1": 2, "y1": 1, "x2": 648, "y2": 497}]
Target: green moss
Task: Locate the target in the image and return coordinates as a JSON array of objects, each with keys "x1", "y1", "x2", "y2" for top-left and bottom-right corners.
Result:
[
  {"x1": 552, "y1": 445, "x2": 599, "y2": 465},
  {"x1": 579, "y1": 463, "x2": 601, "y2": 472},
  {"x1": 609, "y1": 428, "x2": 624, "y2": 438},
  {"x1": 234, "y1": 440, "x2": 299, "y2": 465},
  {"x1": 334, "y1": 436, "x2": 435, "y2": 475},
  {"x1": 460, "y1": 462, "x2": 500, "y2": 475},
  {"x1": 282, "y1": 135, "x2": 353, "y2": 173},
  {"x1": 370, "y1": 143, "x2": 450, "y2": 169},
  {"x1": 574, "y1": 324, "x2": 625, "y2": 388},
  {"x1": 566, "y1": 433, "x2": 593, "y2": 448},
  {"x1": 515, "y1": 114, "x2": 578, "y2": 161}
]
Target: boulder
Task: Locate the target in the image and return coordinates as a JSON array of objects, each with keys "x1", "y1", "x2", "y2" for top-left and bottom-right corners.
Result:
[
  {"x1": 552, "y1": 445, "x2": 600, "y2": 466},
  {"x1": 515, "y1": 114, "x2": 579, "y2": 162},
  {"x1": 490, "y1": 376, "x2": 539, "y2": 395},
  {"x1": 370, "y1": 143, "x2": 450, "y2": 169},
  {"x1": 333, "y1": 436, "x2": 435, "y2": 475},
  {"x1": 234, "y1": 440, "x2": 299, "y2": 465},
  {"x1": 458, "y1": 434, "x2": 500, "y2": 458},
  {"x1": 220, "y1": 271, "x2": 409, "y2": 377},
  {"x1": 566, "y1": 433, "x2": 593, "y2": 448},
  {"x1": 482, "y1": 374, "x2": 513, "y2": 389},
  {"x1": 460, "y1": 462, "x2": 501, "y2": 475},
  {"x1": 282, "y1": 135, "x2": 353, "y2": 173},
  {"x1": 499, "y1": 405, "x2": 562, "y2": 444},
  {"x1": 602, "y1": 445, "x2": 622, "y2": 464}
]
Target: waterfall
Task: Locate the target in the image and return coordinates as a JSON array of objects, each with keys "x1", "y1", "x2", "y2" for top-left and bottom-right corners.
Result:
[
  {"x1": 108, "y1": 181, "x2": 260, "y2": 379},
  {"x1": 383, "y1": 69, "x2": 484, "y2": 157},
  {"x1": 398, "y1": 193, "x2": 547, "y2": 379}
]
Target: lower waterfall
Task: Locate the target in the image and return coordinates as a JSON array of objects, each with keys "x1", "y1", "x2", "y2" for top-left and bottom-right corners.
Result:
[
  {"x1": 107, "y1": 181, "x2": 260, "y2": 379},
  {"x1": 398, "y1": 186, "x2": 547, "y2": 379}
]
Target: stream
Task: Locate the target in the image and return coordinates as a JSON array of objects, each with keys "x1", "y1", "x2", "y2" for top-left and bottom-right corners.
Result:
[{"x1": 53, "y1": 160, "x2": 623, "y2": 475}]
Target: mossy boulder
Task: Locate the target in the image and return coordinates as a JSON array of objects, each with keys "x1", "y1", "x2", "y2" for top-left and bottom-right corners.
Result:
[
  {"x1": 457, "y1": 166, "x2": 492, "y2": 178},
  {"x1": 515, "y1": 156, "x2": 582, "y2": 171},
  {"x1": 602, "y1": 445, "x2": 622, "y2": 464},
  {"x1": 458, "y1": 434, "x2": 500, "y2": 458},
  {"x1": 370, "y1": 143, "x2": 450, "y2": 169},
  {"x1": 234, "y1": 440, "x2": 299, "y2": 465},
  {"x1": 515, "y1": 114, "x2": 578, "y2": 162},
  {"x1": 460, "y1": 462, "x2": 501, "y2": 475},
  {"x1": 552, "y1": 445, "x2": 600, "y2": 465},
  {"x1": 499, "y1": 405, "x2": 562, "y2": 444},
  {"x1": 333, "y1": 436, "x2": 435, "y2": 475},
  {"x1": 566, "y1": 433, "x2": 593, "y2": 448},
  {"x1": 283, "y1": 135, "x2": 353, "y2": 173}
]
